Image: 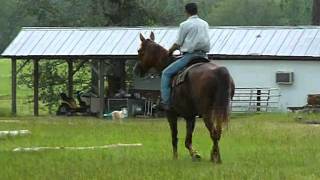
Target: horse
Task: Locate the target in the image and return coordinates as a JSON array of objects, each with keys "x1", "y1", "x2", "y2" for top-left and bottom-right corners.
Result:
[{"x1": 134, "y1": 32, "x2": 235, "y2": 163}]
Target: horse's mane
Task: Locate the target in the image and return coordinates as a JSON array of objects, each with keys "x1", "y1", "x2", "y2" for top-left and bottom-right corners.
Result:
[{"x1": 150, "y1": 41, "x2": 168, "y2": 54}]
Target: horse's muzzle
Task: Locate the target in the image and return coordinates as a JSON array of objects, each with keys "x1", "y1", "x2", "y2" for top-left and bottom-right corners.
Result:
[{"x1": 133, "y1": 62, "x2": 146, "y2": 77}]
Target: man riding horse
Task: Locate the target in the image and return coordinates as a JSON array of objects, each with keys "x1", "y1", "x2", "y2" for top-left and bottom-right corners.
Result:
[
  {"x1": 135, "y1": 3, "x2": 234, "y2": 163},
  {"x1": 161, "y1": 2, "x2": 210, "y2": 110}
]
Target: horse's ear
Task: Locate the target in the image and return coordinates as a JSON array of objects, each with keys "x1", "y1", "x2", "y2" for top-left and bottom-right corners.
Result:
[
  {"x1": 140, "y1": 33, "x2": 146, "y2": 42},
  {"x1": 150, "y1": 32, "x2": 155, "y2": 41}
]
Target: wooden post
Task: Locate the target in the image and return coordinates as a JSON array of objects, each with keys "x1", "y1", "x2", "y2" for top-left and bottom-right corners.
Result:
[
  {"x1": 11, "y1": 58, "x2": 17, "y2": 116},
  {"x1": 98, "y1": 60, "x2": 105, "y2": 118},
  {"x1": 67, "y1": 60, "x2": 73, "y2": 97},
  {"x1": 91, "y1": 61, "x2": 99, "y2": 95},
  {"x1": 256, "y1": 89, "x2": 261, "y2": 112},
  {"x1": 34, "y1": 59, "x2": 39, "y2": 116}
]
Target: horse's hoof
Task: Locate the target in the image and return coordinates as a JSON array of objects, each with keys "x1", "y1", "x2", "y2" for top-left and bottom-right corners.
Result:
[
  {"x1": 192, "y1": 154, "x2": 201, "y2": 162},
  {"x1": 211, "y1": 157, "x2": 222, "y2": 164},
  {"x1": 173, "y1": 154, "x2": 178, "y2": 160}
]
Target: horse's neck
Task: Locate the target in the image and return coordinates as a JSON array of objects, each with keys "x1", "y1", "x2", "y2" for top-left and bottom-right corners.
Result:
[
  {"x1": 154, "y1": 47, "x2": 170, "y2": 71},
  {"x1": 158, "y1": 56, "x2": 172, "y2": 71}
]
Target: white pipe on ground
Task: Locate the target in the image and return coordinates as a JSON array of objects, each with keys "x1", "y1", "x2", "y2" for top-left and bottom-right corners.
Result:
[
  {"x1": 13, "y1": 143, "x2": 143, "y2": 152},
  {"x1": 0, "y1": 130, "x2": 31, "y2": 138}
]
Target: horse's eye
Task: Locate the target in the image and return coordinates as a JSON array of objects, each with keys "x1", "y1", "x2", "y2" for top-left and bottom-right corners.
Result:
[{"x1": 138, "y1": 49, "x2": 144, "y2": 55}]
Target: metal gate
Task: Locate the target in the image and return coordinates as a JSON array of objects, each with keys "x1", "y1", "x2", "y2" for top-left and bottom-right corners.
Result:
[{"x1": 231, "y1": 87, "x2": 281, "y2": 113}]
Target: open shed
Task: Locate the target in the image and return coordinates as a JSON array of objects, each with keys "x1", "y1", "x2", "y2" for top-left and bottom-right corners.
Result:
[{"x1": 2, "y1": 26, "x2": 320, "y2": 116}]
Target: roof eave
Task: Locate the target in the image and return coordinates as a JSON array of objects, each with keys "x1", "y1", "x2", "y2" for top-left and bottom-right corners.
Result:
[{"x1": 2, "y1": 54, "x2": 320, "y2": 61}]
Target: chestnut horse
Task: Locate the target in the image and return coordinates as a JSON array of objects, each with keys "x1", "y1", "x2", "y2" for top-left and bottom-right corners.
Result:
[{"x1": 135, "y1": 32, "x2": 235, "y2": 163}]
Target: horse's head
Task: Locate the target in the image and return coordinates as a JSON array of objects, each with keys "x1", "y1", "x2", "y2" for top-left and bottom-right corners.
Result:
[{"x1": 134, "y1": 32, "x2": 168, "y2": 77}]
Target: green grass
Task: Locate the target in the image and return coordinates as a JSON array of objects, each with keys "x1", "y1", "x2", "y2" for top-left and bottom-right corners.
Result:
[
  {"x1": 0, "y1": 59, "x2": 35, "y2": 116},
  {"x1": 0, "y1": 59, "x2": 11, "y2": 96},
  {"x1": 0, "y1": 114, "x2": 319, "y2": 179},
  {"x1": 0, "y1": 59, "x2": 12, "y2": 116},
  {"x1": 0, "y1": 58, "x2": 33, "y2": 97}
]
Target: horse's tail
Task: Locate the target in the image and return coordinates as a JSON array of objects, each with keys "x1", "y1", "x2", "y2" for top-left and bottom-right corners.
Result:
[{"x1": 212, "y1": 66, "x2": 232, "y2": 125}]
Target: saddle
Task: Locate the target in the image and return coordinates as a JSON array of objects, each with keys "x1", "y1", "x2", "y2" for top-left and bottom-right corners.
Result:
[{"x1": 171, "y1": 56, "x2": 210, "y2": 87}]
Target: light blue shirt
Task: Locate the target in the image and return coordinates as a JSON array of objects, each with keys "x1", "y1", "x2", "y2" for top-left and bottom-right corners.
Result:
[{"x1": 175, "y1": 15, "x2": 210, "y2": 53}]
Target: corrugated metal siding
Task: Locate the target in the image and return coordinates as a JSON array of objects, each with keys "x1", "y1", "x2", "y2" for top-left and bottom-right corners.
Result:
[{"x1": 2, "y1": 26, "x2": 320, "y2": 58}]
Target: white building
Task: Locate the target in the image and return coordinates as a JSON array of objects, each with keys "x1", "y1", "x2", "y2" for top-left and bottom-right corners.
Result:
[{"x1": 215, "y1": 60, "x2": 319, "y2": 111}]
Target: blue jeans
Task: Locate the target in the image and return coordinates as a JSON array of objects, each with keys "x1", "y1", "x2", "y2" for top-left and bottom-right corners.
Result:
[{"x1": 161, "y1": 52, "x2": 207, "y2": 105}]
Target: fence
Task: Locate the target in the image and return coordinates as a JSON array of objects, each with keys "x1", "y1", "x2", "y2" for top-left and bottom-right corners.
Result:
[{"x1": 231, "y1": 87, "x2": 281, "y2": 113}]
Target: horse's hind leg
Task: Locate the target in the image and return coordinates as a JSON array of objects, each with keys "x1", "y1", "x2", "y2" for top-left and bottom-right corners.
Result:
[
  {"x1": 167, "y1": 111, "x2": 178, "y2": 159},
  {"x1": 185, "y1": 116, "x2": 201, "y2": 161},
  {"x1": 212, "y1": 120, "x2": 222, "y2": 163},
  {"x1": 203, "y1": 111, "x2": 222, "y2": 164}
]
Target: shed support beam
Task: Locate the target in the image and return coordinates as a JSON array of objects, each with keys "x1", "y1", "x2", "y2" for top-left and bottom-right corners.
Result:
[
  {"x1": 11, "y1": 58, "x2": 17, "y2": 116},
  {"x1": 67, "y1": 60, "x2": 73, "y2": 97},
  {"x1": 33, "y1": 59, "x2": 39, "y2": 116},
  {"x1": 91, "y1": 61, "x2": 99, "y2": 95},
  {"x1": 98, "y1": 60, "x2": 105, "y2": 118}
]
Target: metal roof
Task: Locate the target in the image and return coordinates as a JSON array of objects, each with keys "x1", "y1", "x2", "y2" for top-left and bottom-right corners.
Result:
[{"x1": 2, "y1": 26, "x2": 320, "y2": 59}]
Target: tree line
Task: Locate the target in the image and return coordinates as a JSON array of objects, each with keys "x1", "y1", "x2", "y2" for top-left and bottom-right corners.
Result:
[{"x1": 0, "y1": 0, "x2": 318, "y2": 52}]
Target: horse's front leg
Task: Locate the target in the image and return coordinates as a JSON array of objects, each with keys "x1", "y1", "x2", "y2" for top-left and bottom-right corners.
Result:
[
  {"x1": 185, "y1": 116, "x2": 201, "y2": 161},
  {"x1": 167, "y1": 111, "x2": 178, "y2": 159}
]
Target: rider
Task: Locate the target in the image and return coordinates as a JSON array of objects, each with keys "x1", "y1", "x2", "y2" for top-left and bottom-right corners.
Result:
[{"x1": 161, "y1": 2, "x2": 210, "y2": 110}]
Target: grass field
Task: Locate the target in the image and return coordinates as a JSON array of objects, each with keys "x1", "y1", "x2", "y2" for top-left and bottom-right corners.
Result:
[
  {"x1": 0, "y1": 59, "x2": 33, "y2": 97},
  {"x1": 0, "y1": 59, "x2": 12, "y2": 116},
  {"x1": 0, "y1": 59, "x2": 34, "y2": 116},
  {"x1": 0, "y1": 59, "x2": 11, "y2": 96},
  {"x1": 1, "y1": 114, "x2": 320, "y2": 179}
]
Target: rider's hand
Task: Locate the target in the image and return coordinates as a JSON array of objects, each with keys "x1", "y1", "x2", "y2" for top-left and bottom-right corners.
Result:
[
  {"x1": 168, "y1": 43, "x2": 180, "y2": 56},
  {"x1": 168, "y1": 50, "x2": 174, "y2": 56}
]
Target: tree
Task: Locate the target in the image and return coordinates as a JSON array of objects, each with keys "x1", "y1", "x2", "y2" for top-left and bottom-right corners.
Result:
[
  {"x1": 17, "y1": 60, "x2": 91, "y2": 114},
  {"x1": 206, "y1": 0, "x2": 284, "y2": 26},
  {"x1": 280, "y1": 0, "x2": 312, "y2": 25},
  {"x1": 98, "y1": 0, "x2": 155, "y2": 26},
  {"x1": 313, "y1": 0, "x2": 320, "y2": 25},
  {"x1": 204, "y1": 0, "x2": 312, "y2": 26},
  {"x1": 0, "y1": 0, "x2": 27, "y2": 52}
]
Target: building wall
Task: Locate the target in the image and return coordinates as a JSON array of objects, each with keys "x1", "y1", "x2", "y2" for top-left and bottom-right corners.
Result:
[
  {"x1": 215, "y1": 60, "x2": 320, "y2": 110},
  {"x1": 133, "y1": 59, "x2": 320, "y2": 111}
]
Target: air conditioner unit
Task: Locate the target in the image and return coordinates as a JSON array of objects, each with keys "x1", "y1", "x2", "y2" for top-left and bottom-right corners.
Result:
[{"x1": 276, "y1": 71, "x2": 294, "y2": 85}]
